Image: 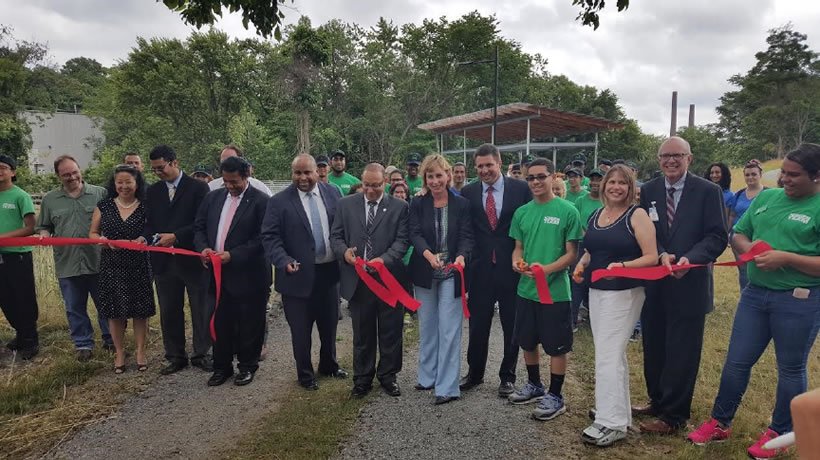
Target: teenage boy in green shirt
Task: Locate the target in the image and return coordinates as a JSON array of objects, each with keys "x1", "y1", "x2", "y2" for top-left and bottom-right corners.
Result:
[
  {"x1": 0, "y1": 155, "x2": 40, "y2": 359},
  {"x1": 327, "y1": 150, "x2": 361, "y2": 195},
  {"x1": 508, "y1": 157, "x2": 583, "y2": 421},
  {"x1": 404, "y1": 153, "x2": 423, "y2": 195},
  {"x1": 565, "y1": 166, "x2": 588, "y2": 204}
]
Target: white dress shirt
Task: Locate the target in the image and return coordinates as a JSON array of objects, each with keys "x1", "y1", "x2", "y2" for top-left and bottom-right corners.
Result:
[
  {"x1": 299, "y1": 186, "x2": 334, "y2": 263},
  {"x1": 215, "y1": 183, "x2": 249, "y2": 252}
]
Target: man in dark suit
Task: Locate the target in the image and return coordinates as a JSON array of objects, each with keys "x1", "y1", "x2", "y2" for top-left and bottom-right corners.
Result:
[
  {"x1": 635, "y1": 136, "x2": 728, "y2": 433},
  {"x1": 144, "y1": 145, "x2": 212, "y2": 375},
  {"x1": 459, "y1": 143, "x2": 532, "y2": 397},
  {"x1": 330, "y1": 163, "x2": 410, "y2": 398},
  {"x1": 194, "y1": 156, "x2": 271, "y2": 386},
  {"x1": 261, "y1": 154, "x2": 348, "y2": 391}
]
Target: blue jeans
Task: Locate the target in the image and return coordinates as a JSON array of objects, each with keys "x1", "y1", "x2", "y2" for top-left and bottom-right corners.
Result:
[
  {"x1": 731, "y1": 245, "x2": 749, "y2": 292},
  {"x1": 416, "y1": 278, "x2": 463, "y2": 397},
  {"x1": 712, "y1": 284, "x2": 820, "y2": 433},
  {"x1": 58, "y1": 275, "x2": 112, "y2": 350}
]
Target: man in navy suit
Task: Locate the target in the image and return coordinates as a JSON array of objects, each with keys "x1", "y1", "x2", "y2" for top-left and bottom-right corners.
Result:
[
  {"x1": 634, "y1": 136, "x2": 728, "y2": 433},
  {"x1": 261, "y1": 154, "x2": 348, "y2": 391},
  {"x1": 459, "y1": 143, "x2": 532, "y2": 397},
  {"x1": 194, "y1": 156, "x2": 271, "y2": 387},
  {"x1": 144, "y1": 145, "x2": 211, "y2": 375}
]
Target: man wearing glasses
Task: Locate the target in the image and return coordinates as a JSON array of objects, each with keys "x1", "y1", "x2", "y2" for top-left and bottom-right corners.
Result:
[
  {"x1": 633, "y1": 136, "x2": 727, "y2": 434},
  {"x1": 36, "y1": 155, "x2": 113, "y2": 361},
  {"x1": 143, "y1": 145, "x2": 212, "y2": 375}
]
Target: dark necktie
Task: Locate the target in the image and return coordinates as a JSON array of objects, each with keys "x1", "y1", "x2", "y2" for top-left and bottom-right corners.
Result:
[
  {"x1": 666, "y1": 187, "x2": 676, "y2": 229},
  {"x1": 365, "y1": 200, "x2": 377, "y2": 259},
  {"x1": 486, "y1": 186, "x2": 498, "y2": 263}
]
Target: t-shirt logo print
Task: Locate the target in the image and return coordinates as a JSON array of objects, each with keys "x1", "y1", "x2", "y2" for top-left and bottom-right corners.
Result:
[
  {"x1": 543, "y1": 216, "x2": 561, "y2": 225},
  {"x1": 2, "y1": 203, "x2": 16, "y2": 210},
  {"x1": 787, "y1": 213, "x2": 811, "y2": 224}
]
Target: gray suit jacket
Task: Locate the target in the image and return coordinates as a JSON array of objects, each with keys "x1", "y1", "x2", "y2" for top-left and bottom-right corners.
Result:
[{"x1": 329, "y1": 193, "x2": 410, "y2": 301}]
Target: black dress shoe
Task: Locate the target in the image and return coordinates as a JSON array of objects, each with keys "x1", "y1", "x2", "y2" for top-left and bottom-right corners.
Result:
[
  {"x1": 414, "y1": 383, "x2": 434, "y2": 391},
  {"x1": 191, "y1": 356, "x2": 214, "y2": 372},
  {"x1": 207, "y1": 371, "x2": 233, "y2": 386},
  {"x1": 434, "y1": 396, "x2": 459, "y2": 405},
  {"x1": 321, "y1": 368, "x2": 349, "y2": 379},
  {"x1": 234, "y1": 371, "x2": 255, "y2": 386},
  {"x1": 18, "y1": 346, "x2": 39, "y2": 360},
  {"x1": 351, "y1": 384, "x2": 371, "y2": 398},
  {"x1": 300, "y1": 380, "x2": 319, "y2": 391},
  {"x1": 459, "y1": 375, "x2": 483, "y2": 391},
  {"x1": 381, "y1": 382, "x2": 401, "y2": 397},
  {"x1": 497, "y1": 382, "x2": 516, "y2": 397},
  {"x1": 160, "y1": 361, "x2": 188, "y2": 375}
]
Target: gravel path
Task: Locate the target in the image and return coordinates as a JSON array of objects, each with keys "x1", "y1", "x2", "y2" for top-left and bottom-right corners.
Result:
[
  {"x1": 337, "y1": 315, "x2": 602, "y2": 460},
  {"x1": 44, "y1": 303, "x2": 353, "y2": 460}
]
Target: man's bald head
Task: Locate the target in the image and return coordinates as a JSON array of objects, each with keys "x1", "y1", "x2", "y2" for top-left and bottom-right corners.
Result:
[
  {"x1": 362, "y1": 162, "x2": 385, "y2": 176},
  {"x1": 292, "y1": 153, "x2": 317, "y2": 170},
  {"x1": 291, "y1": 153, "x2": 318, "y2": 192},
  {"x1": 361, "y1": 163, "x2": 386, "y2": 201},
  {"x1": 658, "y1": 136, "x2": 692, "y2": 155},
  {"x1": 657, "y1": 136, "x2": 693, "y2": 182}
]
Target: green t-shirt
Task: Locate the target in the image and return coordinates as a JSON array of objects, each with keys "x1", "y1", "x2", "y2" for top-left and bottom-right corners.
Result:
[
  {"x1": 734, "y1": 188, "x2": 820, "y2": 290},
  {"x1": 575, "y1": 194, "x2": 603, "y2": 230},
  {"x1": 0, "y1": 185, "x2": 36, "y2": 253},
  {"x1": 328, "y1": 172, "x2": 361, "y2": 195},
  {"x1": 405, "y1": 176, "x2": 423, "y2": 195},
  {"x1": 510, "y1": 198, "x2": 584, "y2": 303},
  {"x1": 565, "y1": 188, "x2": 588, "y2": 205}
]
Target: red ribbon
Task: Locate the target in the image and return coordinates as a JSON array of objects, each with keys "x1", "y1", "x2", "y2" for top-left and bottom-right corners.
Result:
[
  {"x1": 444, "y1": 263, "x2": 470, "y2": 318},
  {"x1": 353, "y1": 257, "x2": 420, "y2": 311},
  {"x1": 0, "y1": 237, "x2": 223, "y2": 341},
  {"x1": 590, "y1": 241, "x2": 774, "y2": 283},
  {"x1": 529, "y1": 264, "x2": 554, "y2": 305}
]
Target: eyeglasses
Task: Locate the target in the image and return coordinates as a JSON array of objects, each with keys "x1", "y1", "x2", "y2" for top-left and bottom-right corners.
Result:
[
  {"x1": 0, "y1": 164, "x2": 11, "y2": 171},
  {"x1": 150, "y1": 162, "x2": 170, "y2": 172},
  {"x1": 525, "y1": 174, "x2": 551, "y2": 182},
  {"x1": 658, "y1": 153, "x2": 688, "y2": 161}
]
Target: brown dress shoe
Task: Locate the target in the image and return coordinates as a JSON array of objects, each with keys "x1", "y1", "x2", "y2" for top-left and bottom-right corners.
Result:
[
  {"x1": 632, "y1": 403, "x2": 659, "y2": 416},
  {"x1": 639, "y1": 418, "x2": 677, "y2": 434}
]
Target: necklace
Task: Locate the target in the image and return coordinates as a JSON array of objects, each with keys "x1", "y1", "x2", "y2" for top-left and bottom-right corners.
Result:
[
  {"x1": 602, "y1": 206, "x2": 627, "y2": 224},
  {"x1": 115, "y1": 198, "x2": 138, "y2": 209}
]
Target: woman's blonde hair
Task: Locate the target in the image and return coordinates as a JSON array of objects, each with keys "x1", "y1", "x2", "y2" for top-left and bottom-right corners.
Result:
[
  {"x1": 420, "y1": 154, "x2": 452, "y2": 190},
  {"x1": 600, "y1": 164, "x2": 637, "y2": 207},
  {"x1": 551, "y1": 177, "x2": 566, "y2": 198}
]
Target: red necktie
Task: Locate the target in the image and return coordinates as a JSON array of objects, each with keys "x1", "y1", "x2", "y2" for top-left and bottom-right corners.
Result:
[{"x1": 486, "y1": 185, "x2": 498, "y2": 263}]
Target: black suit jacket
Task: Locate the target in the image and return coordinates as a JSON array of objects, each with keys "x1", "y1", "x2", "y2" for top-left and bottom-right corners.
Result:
[
  {"x1": 144, "y1": 173, "x2": 209, "y2": 275},
  {"x1": 408, "y1": 191, "x2": 474, "y2": 298},
  {"x1": 640, "y1": 172, "x2": 728, "y2": 316},
  {"x1": 460, "y1": 176, "x2": 532, "y2": 294},
  {"x1": 193, "y1": 186, "x2": 272, "y2": 299},
  {"x1": 261, "y1": 182, "x2": 342, "y2": 298},
  {"x1": 329, "y1": 193, "x2": 410, "y2": 301}
]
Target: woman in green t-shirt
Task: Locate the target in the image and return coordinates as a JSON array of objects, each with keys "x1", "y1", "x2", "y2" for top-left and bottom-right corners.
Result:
[{"x1": 688, "y1": 144, "x2": 820, "y2": 458}]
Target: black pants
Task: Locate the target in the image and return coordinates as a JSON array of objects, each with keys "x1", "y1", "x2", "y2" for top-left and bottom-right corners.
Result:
[
  {"x1": 349, "y1": 283, "x2": 404, "y2": 387},
  {"x1": 0, "y1": 252, "x2": 39, "y2": 348},
  {"x1": 466, "y1": 269, "x2": 519, "y2": 383},
  {"x1": 641, "y1": 298, "x2": 706, "y2": 428},
  {"x1": 154, "y1": 258, "x2": 211, "y2": 364},
  {"x1": 282, "y1": 262, "x2": 340, "y2": 384},
  {"x1": 213, "y1": 290, "x2": 267, "y2": 374}
]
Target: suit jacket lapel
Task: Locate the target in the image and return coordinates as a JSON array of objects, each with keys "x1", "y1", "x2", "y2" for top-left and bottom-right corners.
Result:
[
  {"x1": 368, "y1": 194, "x2": 390, "y2": 232},
  {"x1": 289, "y1": 186, "x2": 312, "y2": 234},
  {"x1": 227, "y1": 189, "x2": 253, "y2": 237},
  {"x1": 318, "y1": 183, "x2": 336, "y2": 227},
  {"x1": 497, "y1": 177, "x2": 513, "y2": 232},
  {"x1": 169, "y1": 174, "x2": 186, "y2": 207}
]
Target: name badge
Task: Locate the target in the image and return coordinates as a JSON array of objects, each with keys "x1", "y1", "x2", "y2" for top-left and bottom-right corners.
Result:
[{"x1": 648, "y1": 201, "x2": 659, "y2": 222}]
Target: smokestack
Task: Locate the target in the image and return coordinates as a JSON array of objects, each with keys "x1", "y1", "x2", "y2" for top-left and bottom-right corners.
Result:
[
  {"x1": 688, "y1": 104, "x2": 695, "y2": 129},
  {"x1": 670, "y1": 91, "x2": 678, "y2": 137}
]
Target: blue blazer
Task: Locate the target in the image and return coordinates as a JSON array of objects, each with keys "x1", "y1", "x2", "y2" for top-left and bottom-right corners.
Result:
[{"x1": 261, "y1": 182, "x2": 342, "y2": 298}]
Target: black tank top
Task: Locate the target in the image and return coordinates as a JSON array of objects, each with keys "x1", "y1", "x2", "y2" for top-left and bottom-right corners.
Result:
[{"x1": 583, "y1": 205, "x2": 644, "y2": 291}]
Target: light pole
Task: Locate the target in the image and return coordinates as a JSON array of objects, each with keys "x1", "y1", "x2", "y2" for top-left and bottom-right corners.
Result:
[{"x1": 457, "y1": 43, "x2": 499, "y2": 144}]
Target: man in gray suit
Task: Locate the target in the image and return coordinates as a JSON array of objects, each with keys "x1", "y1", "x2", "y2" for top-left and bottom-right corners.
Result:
[{"x1": 330, "y1": 163, "x2": 410, "y2": 398}]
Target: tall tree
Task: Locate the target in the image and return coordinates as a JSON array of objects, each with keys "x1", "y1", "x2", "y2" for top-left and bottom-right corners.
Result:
[
  {"x1": 161, "y1": 0, "x2": 292, "y2": 40},
  {"x1": 572, "y1": 0, "x2": 630, "y2": 30}
]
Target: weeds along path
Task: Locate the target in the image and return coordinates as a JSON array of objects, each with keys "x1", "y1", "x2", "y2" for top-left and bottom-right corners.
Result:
[{"x1": 44, "y1": 305, "x2": 353, "y2": 460}]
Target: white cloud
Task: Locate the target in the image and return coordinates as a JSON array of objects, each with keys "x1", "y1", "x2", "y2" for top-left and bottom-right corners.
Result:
[{"x1": 2, "y1": 0, "x2": 818, "y2": 135}]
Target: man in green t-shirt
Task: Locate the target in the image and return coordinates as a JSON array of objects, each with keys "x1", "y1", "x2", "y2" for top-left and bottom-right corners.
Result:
[
  {"x1": 0, "y1": 155, "x2": 40, "y2": 359},
  {"x1": 508, "y1": 157, "x2": 583, "y2": 422},
  {"x1": 564, "y1": 166, "x2": 589, "y2": 204},
  {"x1": 36, "y1": 155, "x2": 112, "y2": 360},
  {"x1": 404, "y1": 153, "x2": 423, "y2": 195},
  {"x1": 316, "y1": 155, "x2": 344, "y2": 196},
  {"x1": 327, "y1": 150, "x2": 361, "y2": 196}
]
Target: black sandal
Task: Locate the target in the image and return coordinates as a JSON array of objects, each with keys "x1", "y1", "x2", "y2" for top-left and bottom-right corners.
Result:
[
  {"x1": 137, "y1": 362, "x2": 148, "y2": 372},
  {"x1": 114, "y1": 365, "x2": 126, "y2": 374}
]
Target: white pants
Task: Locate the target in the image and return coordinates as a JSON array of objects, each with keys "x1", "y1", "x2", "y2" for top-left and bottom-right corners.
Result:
[{"x1": 589, "y1": 287, "x2": 645, "y2": 431}]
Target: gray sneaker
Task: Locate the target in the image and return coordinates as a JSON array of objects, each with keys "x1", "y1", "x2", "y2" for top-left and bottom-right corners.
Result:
[
  {"x1": 533, "y1": 392, "x2": 567, "y2": 420},
  {"x1": 508, "y1": 381, "x2": 545, "y2": 405},
  {"x1": 581, "y1": 423, "x2": 627, "y2": 446},
  {"x1": 76, "y1": 349, "x2": 93, "y2": 362}
]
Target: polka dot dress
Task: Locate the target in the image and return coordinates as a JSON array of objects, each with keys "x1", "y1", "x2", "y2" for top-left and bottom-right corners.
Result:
[{"x1": 97, "y1": 198, "x2": 156, "y2": 319}]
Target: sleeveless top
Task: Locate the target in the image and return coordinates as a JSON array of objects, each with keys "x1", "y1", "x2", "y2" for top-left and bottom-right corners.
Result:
[{"x1": 583, "y1": 205, "x2": 644, "y2": 291}]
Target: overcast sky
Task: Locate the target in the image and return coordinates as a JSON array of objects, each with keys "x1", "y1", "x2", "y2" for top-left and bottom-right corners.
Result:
[{"x1": 2, "y1": 0, "x2": 818, "y2": 135}]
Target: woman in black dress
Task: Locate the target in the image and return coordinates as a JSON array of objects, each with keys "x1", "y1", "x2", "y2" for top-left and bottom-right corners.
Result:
[{"x1": 89, "y1": 165, "x2": 155, "y2": 373}]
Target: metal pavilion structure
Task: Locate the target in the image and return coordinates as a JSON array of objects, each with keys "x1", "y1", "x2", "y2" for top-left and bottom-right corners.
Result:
[{"x1": 417, "y1": 102, "x2": 625, "y2": 168}]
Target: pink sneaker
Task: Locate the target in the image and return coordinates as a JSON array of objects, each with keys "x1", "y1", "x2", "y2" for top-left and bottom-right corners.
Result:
[
  {"x1": 747, "y1": 428, "x2": 788, "y2": 459},
  {"x1": 687, "y1": 418, "x2": 731, "y2": 445}
]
